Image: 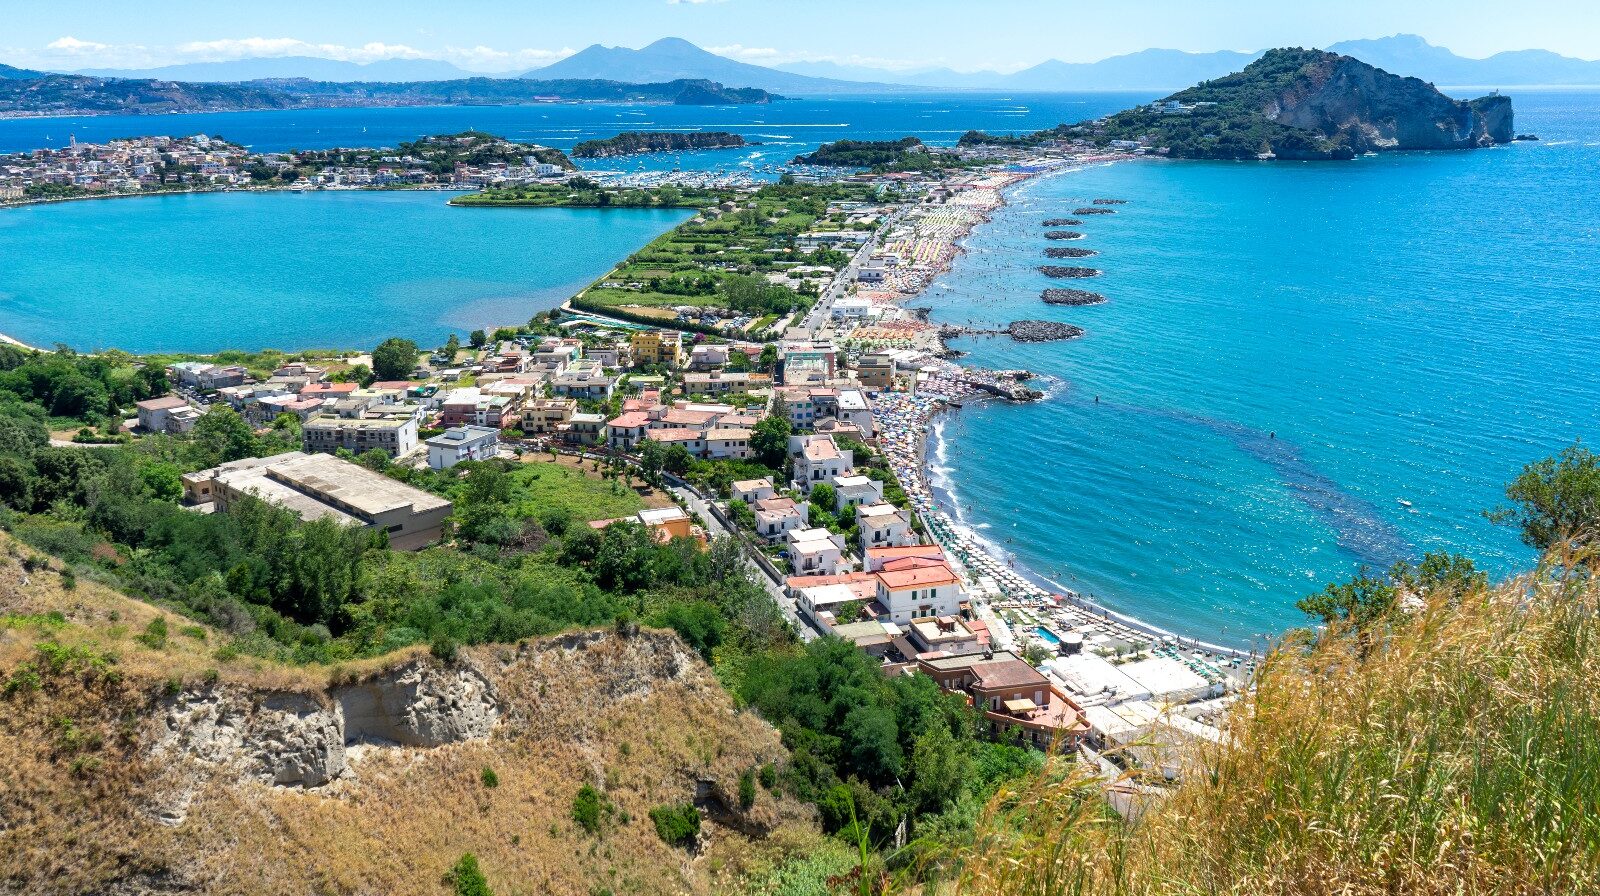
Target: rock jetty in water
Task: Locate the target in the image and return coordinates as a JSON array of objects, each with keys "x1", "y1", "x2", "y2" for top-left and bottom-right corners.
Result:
[
  {"x1": 1042, "y1": 288, "x2": 1106, "y2": 306},
  {"x1": 1043, "y1": 218, "x2": 1083, "y2": 227},
  {"x1": 1092, "y1": 198, "x2": 1127, "y2": 205},
  {"x1": 1045, "y1": 247, "x2": 1097, "y2": 259},
  {"x1": 1040, "y1": 266, "x2": 1101, "y2": 278},
  {"x1": 1074, "y1": 207, "x2": 1116, "y2": 215},
  {"x1": 1045, "y1": 231, "x2": 1084, "y2": 240},
  {"x1": 1007, "y1": 320, "x2": 1085, "y2": 342}
]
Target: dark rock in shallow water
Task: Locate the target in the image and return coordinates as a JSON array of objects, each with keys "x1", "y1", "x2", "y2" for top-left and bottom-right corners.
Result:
[
  {"x1": 1045, "y1": 231, "x2": 1084, "y2": 240},
  {"x1": 1042, "y1": 218, "x2": 1083, "y2": 227},
  {"x1": 1042, "y1": 288, "x2": 1106, "y2": 306},
  {"x1": 1073, "y1": 207, "x2": 1115, "y2": 215},
  {"x1": 1007, "y1": 320, "x2": 1085, "y2": 342},
  {"x1": 1040, "y1": 266, "x2": 1101, "y2": 279},
  {"x1": 1092, "y1": 198, "x2": 1127, "y2": 205},
  {"x1": 1514, "y1": 133, "x2": 1539, "y2": 141},
  {"x1": 1045, "y1": 246, "x2": 1097, "y2": 259}
]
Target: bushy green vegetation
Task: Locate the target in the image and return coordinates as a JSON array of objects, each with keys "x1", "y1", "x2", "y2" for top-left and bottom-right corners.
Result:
[
  {"x1": 452, "y1": 180, "x2": 726, "y2": 209},
  {"x1": 571, "y1": 784, "x2": 611, "y2": 835},
  {"x1": 570, "y1": 180, "x2": 872, "y2": 322},
  {"x1": 648, "y1": 803, "x2": 701, "y2": 847},
  {"x1": 444, "y1": 853, "x2": 493, "y2": 896}
]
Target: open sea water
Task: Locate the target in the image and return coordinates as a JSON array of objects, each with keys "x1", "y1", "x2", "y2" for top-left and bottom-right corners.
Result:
[
  {"x1": 1, "y1": 89, "x2": 1594, "y2": 641},
  {"x1": 924, "y1": 90, "x2": 1600, "y2": 643}
]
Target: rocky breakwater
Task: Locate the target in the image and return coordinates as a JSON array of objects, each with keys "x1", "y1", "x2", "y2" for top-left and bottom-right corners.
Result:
[
  {"x1": 1042, "y1": 288, "x2": 1107, "y2": 306},
  {"x1": 1041, "y1": 265, "x2": 1102, "y2": 278},
  {"x1": 1074, "y1": 207, "x2": 1116, "y2": 215},
  {"x1": 1043, "y1": 218, "x2": 1083, "y2": 227},
  {"x1": 962, "y1": 367, "x2": 1044, "y2": 401},
  {"x1": 1045, "y1": 231, "x2": 1085, "y2": 240},
  {"x1": 1007, "y1": 320, "x2": 1085, "y2": 342},
  {"x1": 1092, "y1": 198, "x2": 1127, "y2": 205},
  {"x1": 1045, "y1": 246, "x2": 1097, "y2": 258}
]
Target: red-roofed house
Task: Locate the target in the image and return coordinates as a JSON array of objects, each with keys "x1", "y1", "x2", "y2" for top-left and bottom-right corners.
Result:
[
  {"x1": 875, "y1": 562, "x2": 964, "y2": 623},
  {"x1": 606, "y1": 411, "x2": 652, "y2": 450}
]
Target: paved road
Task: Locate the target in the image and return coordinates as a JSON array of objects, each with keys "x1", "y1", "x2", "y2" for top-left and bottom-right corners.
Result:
[{"x1": 671, "y1": 483, "x2": 818, "y2": 642}]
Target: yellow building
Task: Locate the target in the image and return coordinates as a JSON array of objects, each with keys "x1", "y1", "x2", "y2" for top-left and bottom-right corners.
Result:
[{"x1": 629, "y1": 329, "x2": 685, "y2": 367}]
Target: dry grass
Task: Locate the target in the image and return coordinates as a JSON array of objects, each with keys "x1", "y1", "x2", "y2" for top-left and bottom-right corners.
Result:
[
  {"x1": 931, "y1": 565, "x2": 1600, "y2": 896},
  {"x1": 0, "y1": 533, "x2": 816, "y2": 895}
]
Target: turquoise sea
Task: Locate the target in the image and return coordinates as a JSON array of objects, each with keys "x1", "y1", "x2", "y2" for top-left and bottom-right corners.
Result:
[
  {"x1": 926, "y1": 90, "x2": 1600, "y2": 643},
  {"x1": 0, "y1": 191, "x2": 691, "y2": 352},
  {"x1": 1, "y1": 89, "x2": 1595, "y2": 642}
]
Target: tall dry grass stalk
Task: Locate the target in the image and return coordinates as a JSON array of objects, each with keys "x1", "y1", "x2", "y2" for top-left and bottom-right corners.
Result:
[{"x1": 933, "y1": 561, "x2": 1600, "y2": 896}]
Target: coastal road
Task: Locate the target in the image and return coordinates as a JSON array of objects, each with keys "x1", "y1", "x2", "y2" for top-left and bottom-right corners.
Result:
[
  {"x1": 670, "y1": 483, "x2": 818, "y2": 642},
  {"x1": 793, "y1": 205, "x2": 907, "y2": 339}
]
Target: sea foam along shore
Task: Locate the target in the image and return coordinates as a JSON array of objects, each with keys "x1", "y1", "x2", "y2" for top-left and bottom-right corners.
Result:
[{"x1": 872, "y1": 161, "x2": 1258, "y2": 660}]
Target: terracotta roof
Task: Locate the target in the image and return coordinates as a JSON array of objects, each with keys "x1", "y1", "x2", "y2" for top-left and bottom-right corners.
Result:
[
  {"x1": 647, "y1": 429, "x2": 704, "y2": 443},
  {"x1": 867, "y1": 544, "x2": 947, "y2": 562},
  {"x1": 607, "y1": 412, "x2": 651, "y2": 429},
  {"x1": 876, "y1": 563, "x2": 959, "y2": 590}
]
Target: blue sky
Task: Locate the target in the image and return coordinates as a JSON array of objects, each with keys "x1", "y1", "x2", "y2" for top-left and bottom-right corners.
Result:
[{"x1": 5, "y1": 0, "x2": 1599, "y2": 73}]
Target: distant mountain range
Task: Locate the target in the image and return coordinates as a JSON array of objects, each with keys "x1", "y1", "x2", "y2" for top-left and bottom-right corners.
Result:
[
  {"x1": 521, "y1": 37, "x2": 902, "y2": 94},
  {"x1": 779, "y1": 36, "x2": 1600, "y2": 91},
  {"x1": 74, "y1": 56, "x2": 490, "y2": 83},
  {"x1": 7, "y1": 34, "x2": 1600, "y2": 102}
]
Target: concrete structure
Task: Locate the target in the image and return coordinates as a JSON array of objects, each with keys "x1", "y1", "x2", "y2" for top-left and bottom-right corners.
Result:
[
  {"x1": 754, "y1": 497, "x2": 808, "y2": 541},
  {"x1": 857, "y1": 502, "x2": 915, "y2": 550},
  {"x1": 181, "y1": 452, "x2": 451, "y2": 550},
  {"x1": 832, "y1": 475, "x2": 884, "y2": 511},
  {"x1": 302, "y1": 413, "x2": 418, "y2": 458},
  {"x1": 134, "y1": 395, "x2": 201, "y2": 434},
  {"x1": 731, "y1": 478, "x2": 776, "y2": 505},
  {"x1": 426, "y1": 425, "x2": 500, "y2": 470},
  {"x1": 523, "y1": 398, "x2": 577, "y2": 434},
  {"x1": 856, "y1": 353, "x2": 894, "y2": 389},
  {"x1": 791, "y1": 434, "x2": 852, "y2": 492},
  {"x1": 874, "y1": 562, "x2": 963, "y2": 624},
  {"x1": 629, "y1": 330, "x2": 685, "y2": 367},
  {"x1": 704, "y1": 428, "x2": 754, "y2": 460},
  {"x1": 605, "y1": 411, "x2": 651, "y2": 451},
  {"x1": 439, "y1": 388, "x2": 516, "y2": 429},
  {"x1": 787, "y1": 527, "x2": 847, "y2": 576}
]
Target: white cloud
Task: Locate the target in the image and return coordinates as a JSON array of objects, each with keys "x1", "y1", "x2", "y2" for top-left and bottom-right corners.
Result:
[
  {"x1": 5, "y1": 36, "x2": 576, "y2": 74},
  {"x1": 706, "y1": 44, "x2": 780, "y2": 61},
  {"x1": 45, "y1": 36, "x2": 113, "y2": 54}
]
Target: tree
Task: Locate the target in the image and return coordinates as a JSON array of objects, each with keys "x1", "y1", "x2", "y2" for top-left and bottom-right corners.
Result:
[
  {"x1": 469, "y1": 329, "x2": 488, "y2": 349},
  {"x1": 662, "y1": 443, "x2": 694, "y2": 477},
  {"x1": 758, "y1": 344, "x2": 779, "y2": 373},
  {"x1": 442, "y1": 333, "x2": 461, "y2": 358},
  {"x1": 639, "y1": 439, "x2": 664, "y2": 484},
  {"x1": 444, "y1": 853, "x2": 493, "y2": 896},
  {"x1": 751, "y1": 415, "x2": 791, "y2": 469},
  {"x1": 1296, "y1": 571, "x2": 1396, "y2": 636},
  {"x1": 809, "y1": 482, "x2": 838, "y2": 514},
  {"x1": 371, "y1": 338, "x2": 419, "y2": 382},
  {"x1": 1389, "y1": 552, "x2": 1486, "y2": 601},
  {"x1": 1490, "y1": 442, "x2": 1600, "y2": 568},
  {"x1": 0, "y1": 456, "x2": 33, "y2": 511},
  {"x1": 189, "y1": 406, "x2": 257, "y2": 466}
]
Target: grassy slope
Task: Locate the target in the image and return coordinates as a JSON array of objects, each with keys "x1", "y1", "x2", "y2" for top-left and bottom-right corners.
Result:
[
  {"x1": 507, "y1": 458, "x2": 661, "y2": 522},
  {"x1": 932, "y1": 566, "x2": 1600, "y2": 895},
  {"x1": 0, "y1": 533, "x2": 822, "y2": 895}
]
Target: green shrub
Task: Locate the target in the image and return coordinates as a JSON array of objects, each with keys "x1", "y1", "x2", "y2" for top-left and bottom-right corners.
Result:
[
  {"x1": 738, "y1": 768, "x2": 757, "y2": 810},
  {"x1": 649, "y1": 803, "x2": 701, "y2": 847},
  {"x1": 136, "y1": 616, "x2": 168, "y2": 649},
  {"x1": 759, "y1": 762, "x2": 778, "y2": 790},
  {"x1": 572, "y1": 784, "x2": 607, "y2": 835},
  {"x1": 480, "y1": 766, "x2": 499, "y2": 788},
  {"x1": 444, "y1": 852, "x2": 492, "y2": 896}
]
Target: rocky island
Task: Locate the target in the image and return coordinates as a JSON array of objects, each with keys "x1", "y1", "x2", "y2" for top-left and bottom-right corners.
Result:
[
  {"x1": 572, "y1": 131, "x2": 748, "y2": 158},
  {"x1": 1040, "y1": 265, "x2": 1102, "y2": 278},
  {"x1": 959, "y1": 47, "x2": 1514, "y2": 161},
  {"x1": 1045, "y1": 247, "x2": 1098, "y2": 258},
  {"x1": 1042, "y1": 288, "x2": 1108, "y2": 306}
]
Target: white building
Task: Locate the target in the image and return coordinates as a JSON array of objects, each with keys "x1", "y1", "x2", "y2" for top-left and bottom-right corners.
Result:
[
  {"x1": 787, "y1": 527, "x2": 847, "y2": 576},
  {"x1": 426, "y1": 425, "x2": 500, "y2": 470},
  {"x1": 754, "y1": 496, "x2": 808, "y2": 541},
  {"x1": 832, "y1": 474, "x2": 884, "y2": 511},
  {"x1": 874, "y1": 562, "x2": 964, "y2": 624},
  {"x1": 731, "y1": 478, "x2": 776, "y2": 505},
  {"x1": 857, "y1": 502, "x2": 915, "y2": 550},
  {"x1": 791, "y1": 434, "x2": 852, "y2": 492}
]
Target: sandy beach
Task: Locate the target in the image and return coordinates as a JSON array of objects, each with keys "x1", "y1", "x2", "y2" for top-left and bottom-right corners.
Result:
[{"x1": 867, "y1": 158, "x2": 1259, "y2": 663}]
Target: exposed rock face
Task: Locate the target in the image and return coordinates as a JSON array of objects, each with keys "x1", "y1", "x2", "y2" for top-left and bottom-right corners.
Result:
[
  {"x1": 152, "y1": 658, "x2": 502, "y2": 793},
  {"x1": 1265, "y1": 52, "x2": 1513, "y2": 152},
  {"x1": 337, "y1": 659, "x2": 500, "y2": 747}
]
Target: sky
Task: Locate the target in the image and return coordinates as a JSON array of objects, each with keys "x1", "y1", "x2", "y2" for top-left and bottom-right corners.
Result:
[{"x1": 4, "y1": 0, "x2": 1599, "y2": 74}]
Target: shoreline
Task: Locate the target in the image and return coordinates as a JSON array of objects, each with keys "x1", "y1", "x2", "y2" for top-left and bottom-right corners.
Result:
[
  {"x1": 874, "y1": 159, "x2": 1258, "y2": 659},
  {"x1": 0, "y1": 182, "x2": 472, "y2": 213}
]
